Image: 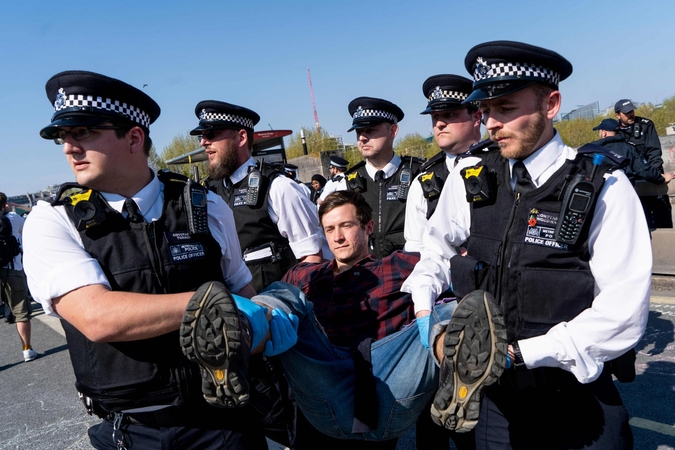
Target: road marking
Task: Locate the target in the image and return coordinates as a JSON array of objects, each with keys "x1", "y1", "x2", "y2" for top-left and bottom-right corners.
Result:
[{"x1": 630, "y1": 417, "x2": 675, "y2": 436}]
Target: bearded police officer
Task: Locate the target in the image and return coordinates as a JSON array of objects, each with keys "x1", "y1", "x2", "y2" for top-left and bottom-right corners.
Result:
[
  {"x1": 317, "y1": 155, "x2": 349, "y2": 205},
  {"x1": 404, "y1": 75, "x2": 483, "y2": 254},
  {"x1": 192, "y1": 101, "x2": 326, "y2": 292},
  {"x1": 344, "y1": 97, "x2": 424, "y2": 259},
  {"x1": 403, "y1": 41, "x2": 650, "y2": 448},
  {"x1": 23, "y1": 71, "x2": 264, "y2": 449},
  {"x1": 615, "y1": 98, "x2": 673, "y2": 228}
]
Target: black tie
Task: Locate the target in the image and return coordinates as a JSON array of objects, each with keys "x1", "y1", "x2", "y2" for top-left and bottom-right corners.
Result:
[
  {"x1": 513, "y1": 161, "x2": 535, "y2": 194},
  {"x1": 375, "y1": 170, "x2": 385, "y2": 182},
  {"x1": 124, "y1": 198, "x2": 145, "y2": 223}
]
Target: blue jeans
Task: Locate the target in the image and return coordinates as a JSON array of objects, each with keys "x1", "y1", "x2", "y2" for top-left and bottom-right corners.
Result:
[{"x1": 253, "y1": 282, "x2": 456, "y2": 441}]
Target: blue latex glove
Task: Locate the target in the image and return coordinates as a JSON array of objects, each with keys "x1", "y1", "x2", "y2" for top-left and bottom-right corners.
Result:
[
  {"x1": 264, "y1": 309, "x2": 299, "y2": 356},
  {"x1": 416, "y1": 315, "x2": 430, "y2": 350},
  {"x1": 233, "y1": 294, "x2": 270, "y2": 350}
]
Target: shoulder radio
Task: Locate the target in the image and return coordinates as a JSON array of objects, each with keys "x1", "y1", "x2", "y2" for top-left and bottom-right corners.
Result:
[
  {"x1": 183, "y1": 180, "x2": 209, "y2": 235},
  {"x1": 397, "y1": 158, "x2": 413, "y2": 200},
  {"x1": 245, "y1": 167, "x2": 263, "y2": 207}
]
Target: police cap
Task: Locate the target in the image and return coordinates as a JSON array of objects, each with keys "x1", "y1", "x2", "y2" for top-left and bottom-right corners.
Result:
[
  {"x1": 347, "y1": 97, "x2": 404, "y2": 132},
  {"x1": 614, "y1": 99, "x2": 636, "y2": 114},
  {"x1": 420, "y1": 74, "x2": 475, "y2": 115},
  {"x1": 593, "y1": 118, "x2": 620, "y2": 131},
  {"x1": 190, "y1": 100, "x2": 260, "y2": 135},
  {"x1": 329, "y1": 155, "x2": 348, "y2": 169},
  {"x1": 463, "y1": 41, "x2": 573, "y2": 102},
  {"x1": 40, "y1": 70, "x2": 161, "y2": 140}
]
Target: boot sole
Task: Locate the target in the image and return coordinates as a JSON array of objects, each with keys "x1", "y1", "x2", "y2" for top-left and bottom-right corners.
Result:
[
  {"x1": 431, "y1": 290, "x2": 507, "y2": 432},
  {"x1": 180, "y1": 282, "x2": 250, "y2": 408}
]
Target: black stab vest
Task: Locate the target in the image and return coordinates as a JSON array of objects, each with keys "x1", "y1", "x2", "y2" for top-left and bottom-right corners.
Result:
[
  {"x1": 56, "y1": 172, "x2": 225, "y2": 412},
  {"x1": 417, "y1": 151, "x2": 450, "y2": 219},
  {"x1": 459, "y1": 151, "x2": 612, "y2": 342},
  {"x1": 205, "y1": 165, "x2": 296, "y2": 291},
  {"x1": 345, "y1": 157, "x2": 423, "y2": 259}
]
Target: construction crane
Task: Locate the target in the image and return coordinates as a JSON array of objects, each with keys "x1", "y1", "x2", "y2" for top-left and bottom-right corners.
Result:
[{"x1": 307, "y1": 68, "x2": 320, "y2": 133}]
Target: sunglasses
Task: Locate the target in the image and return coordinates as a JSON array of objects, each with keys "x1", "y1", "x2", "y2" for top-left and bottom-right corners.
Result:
[
  {"x1": 198, "y1": 128, "x2": 237, "y2": 142},
  {"x1": 53, "y1": 126, "x2": 127, "y2": 145}
]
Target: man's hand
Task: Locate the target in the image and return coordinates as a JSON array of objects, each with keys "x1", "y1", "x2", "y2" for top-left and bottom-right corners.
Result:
[
  {"x1": 663, "y1": 173, "x2": 675, "y2": 183},
  {"x1": 263, "y1": 309, "x2": 299, "y2": 356},
  {"x1": 416, "y1": 311, "x2": 431, "y2": 349}
]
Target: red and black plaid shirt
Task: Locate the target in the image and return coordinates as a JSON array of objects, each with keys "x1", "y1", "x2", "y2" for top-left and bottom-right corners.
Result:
[{"x1": 282, "y1": 251, "x2": 419, "y2": 348}]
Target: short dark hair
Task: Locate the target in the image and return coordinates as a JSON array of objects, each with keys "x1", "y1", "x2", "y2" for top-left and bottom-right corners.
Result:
[
  {"x1": 531, "y1": 83, "x2": 554, "y2": 106},
  {"x1": 318, "y1": 190, "x2": 372, "y2": 227},
  {"x1": 465, "y1": 103, "x2": 479, "y2": 114},
  {"x1": 0, "y1": 192, "x2": 6, "y2": 209},
  {"x1": 113, "y1": 124, "x2": 153, "y2": 155}
]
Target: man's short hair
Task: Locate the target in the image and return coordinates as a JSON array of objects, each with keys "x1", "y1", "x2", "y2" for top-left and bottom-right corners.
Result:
[
  {"x1": 318, "y1": 191, "x2": 372, "y2": 228},
  {"x1": 0, "y1": 192, "x2": 6, "y2": 209},
  {"x1": 112, "y1": 123, "x2": 153, "y2": 155}
]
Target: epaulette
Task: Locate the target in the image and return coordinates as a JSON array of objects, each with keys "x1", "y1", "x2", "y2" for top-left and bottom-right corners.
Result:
[
  {"x1": 344, "y1": 160, "x2": 366, "y2": 174},
  {"x1": 420, "y1": 151, "x2": 446, "y2": 171},
  {"x1": 400, "y1": 155, "x2": 426, "y2": 165},
  {"x1": 466, "y1": 138, "x2": 499, "y2": 155},
  {"x1": 577, "y1": 143, "x2": 629, "y2": 169},
  {"x1": 639, "y1": 117, "x2": 652, "y2": 125},
  {"x1": 53, "y1": 182, "x2": 88, "y2": 205}
]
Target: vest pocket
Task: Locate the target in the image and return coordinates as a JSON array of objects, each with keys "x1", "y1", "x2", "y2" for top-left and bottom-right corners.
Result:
[
  {"x1": 450, "y1": 255, "x2": 491, "y2": 299},
  {"x1": 517, "y1": 267, "x2": 594, "y2": 338}
]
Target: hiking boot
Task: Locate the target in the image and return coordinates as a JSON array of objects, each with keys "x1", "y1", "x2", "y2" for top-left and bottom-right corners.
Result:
[
  {"x1": 23, "y1": 348, "x2": 38, "y2": 362},
  {"x1": 180, "y1": 282, "x2": 252, "y2": 408},
  {"x1": 431, "y1": 290, "x2": 507, "y2": 432}
]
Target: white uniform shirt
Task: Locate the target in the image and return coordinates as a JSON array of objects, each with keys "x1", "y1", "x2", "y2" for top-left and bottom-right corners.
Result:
[
  {"x1": 403, "y1": 153, "x2": 479, "y2": 253},
  {"x1": 402, "y1": 132, "x2": 651, "y2": 383},
  {"x1": 3, "y1": 212, "x2": 25, "y2": 271},
  {"x1": 23, "y1": 172, "x2": 252, "y2": 317},
  {"x1": 226, "y1": 157, "x2": 328, "y2": 259},
  {"x1": 318, "y1": 174, "x2": 347, "y2": 203}
]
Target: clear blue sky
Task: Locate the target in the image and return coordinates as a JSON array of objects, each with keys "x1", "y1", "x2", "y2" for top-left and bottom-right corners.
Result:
[{"x1": 2, "y1": 0, "x2": 673, "y2": 195}]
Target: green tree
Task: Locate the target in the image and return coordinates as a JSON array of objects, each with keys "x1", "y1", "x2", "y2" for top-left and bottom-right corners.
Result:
[
  {"x1": 393, "y1": 132, "x2": 434, "y2": 159},
  {"x1": 286, "y1": 127, "x2": 340, "y2": 159},
  {"x1": 151, "y1": 132, "x2": 206, "y2": 180},
  {"x1": 636, "y1": 97, "x2": 675, "y2": 136},
  {"x1": 554, "y1": 116, "x2": 606, "y2": 148}
]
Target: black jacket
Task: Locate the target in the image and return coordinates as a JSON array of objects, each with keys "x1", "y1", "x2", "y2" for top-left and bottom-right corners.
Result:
[{"x1": 592, "y1": 135, "x2": 663, "y2": 184}]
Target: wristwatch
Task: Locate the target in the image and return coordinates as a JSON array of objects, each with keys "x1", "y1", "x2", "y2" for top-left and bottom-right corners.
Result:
[{"x1": 512, "y1": 342, "x2": 526, "y2": 370}]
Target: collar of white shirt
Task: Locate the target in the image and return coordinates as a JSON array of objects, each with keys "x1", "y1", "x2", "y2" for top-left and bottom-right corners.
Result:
[
  {"x1": 365, "y1": 153, "x2": 402, "y2": 180},
  {"x1": 228, "y1": 156, "x2": 257, "y2": 186},
  {"x1": 508, "y1": 131, "x2": 574, "y2": 189},
  {"x1": 100, "y1": 171, "x2": 162, "y2": 221}
]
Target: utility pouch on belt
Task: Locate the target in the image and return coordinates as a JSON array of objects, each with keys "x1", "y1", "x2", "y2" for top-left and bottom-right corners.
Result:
[{"x1": 449, "y1": 255, "x2": 490, "y2": 299}]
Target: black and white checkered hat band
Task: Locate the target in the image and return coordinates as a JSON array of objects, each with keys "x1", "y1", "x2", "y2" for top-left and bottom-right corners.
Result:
[
  {"x1": 474, "y1": 62, "x2": 560, "y2": 86},
  {"x1": 428, "y1": 90, "x2": 469, "y2": 102},
  {"x1": 55, "y1": 94, "x2": 151, "y2": 128},
  {"x1": 199, "y1": 111, "x2": 255, "y2": 129},
  {"x1": 353, "y1": 109, "x2": 398, "y2": 123}
]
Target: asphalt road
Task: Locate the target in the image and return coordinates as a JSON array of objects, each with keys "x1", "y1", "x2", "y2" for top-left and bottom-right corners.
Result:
[{"x1": 2, "y1": 295, "x2": 675, "y2": 450}]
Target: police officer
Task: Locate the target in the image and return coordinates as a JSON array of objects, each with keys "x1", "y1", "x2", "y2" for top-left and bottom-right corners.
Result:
[
  {"x1": 23, "y1": 71, "x2": 263, "y2": 449},
  {"x1": 403, "y1": 41, "x2": 650, "y2": 448},
  {"x1": 192, "y1": 101, "x2": 326, "y2": 292},
  {"x1": 344, "y1": 97, "x2": 423, "y2": 259},
  {"x1": 317, "y1": 155, "x2": 349, "y2": 205},
  {"x1": 404, "y1": 75, "x2": 482, "y2": 253},
  {"x1": 591, "y1": 118, "x2": 675, "y2": 185},
  {"x1": 615, "y1": 98, "x2": 673, "y2": 228}
]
